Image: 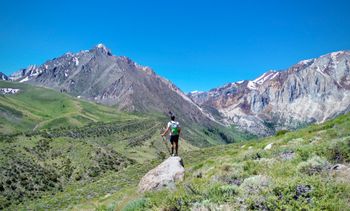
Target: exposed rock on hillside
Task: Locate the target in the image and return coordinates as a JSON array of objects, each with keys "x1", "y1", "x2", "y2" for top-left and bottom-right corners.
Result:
[{"x1": 138, "y1": 156, "x2": 185, "y2": 193}]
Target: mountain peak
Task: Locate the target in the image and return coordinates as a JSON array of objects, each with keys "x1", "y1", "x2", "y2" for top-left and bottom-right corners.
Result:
[
  {"x1": 93, "y1": 43, "x2": 112, "y2": 56},
  {"x1": 96, "y1": 43, "x2": 107, "y2": 49}
]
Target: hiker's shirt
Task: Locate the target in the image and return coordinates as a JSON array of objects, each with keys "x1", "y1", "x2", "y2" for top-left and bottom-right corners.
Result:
[{"x1": 167, "y1": 121, "x2": 180, "y2": 136}]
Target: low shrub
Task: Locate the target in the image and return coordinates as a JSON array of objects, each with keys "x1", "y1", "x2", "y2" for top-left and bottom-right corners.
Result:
[
  {"x1": 327, "y1": 139, "x2": 350, "y2": 163},
  {"x1": 207, "y1": 184, "x2": 238, "y2": 203},
  {"x1": 297, "y1": 156, "x2": 330, "y2": 175},
  {"x1": 276, "y1": 130, "x2": 289, "y2": 136},
  {"x1": 238, "y1": 175, "x2": 273, "y2": 209}
]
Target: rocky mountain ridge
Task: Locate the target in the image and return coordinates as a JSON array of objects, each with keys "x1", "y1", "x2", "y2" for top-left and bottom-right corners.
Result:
[{"x1": 189, "y1": 50, "x2": 350, "y2": 135}]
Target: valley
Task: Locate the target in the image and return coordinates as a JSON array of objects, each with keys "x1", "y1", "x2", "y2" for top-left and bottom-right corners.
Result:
[{"x1": 0, "y1": 47, "x2": 349, "y2": 210}]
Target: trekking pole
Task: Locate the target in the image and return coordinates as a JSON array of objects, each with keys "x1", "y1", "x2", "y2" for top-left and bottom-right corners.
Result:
[{"x1": 161, "y1": 136, "x2": 172, "y2": 155}]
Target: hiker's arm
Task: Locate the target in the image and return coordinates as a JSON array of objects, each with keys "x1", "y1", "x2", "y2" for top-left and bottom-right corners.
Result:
[
  {"x1": 178, "y1": 127, "x2": 181, "y2": 135},
  {"x1": 161, "y1": 126, "x2": 170, "y2": 137}
]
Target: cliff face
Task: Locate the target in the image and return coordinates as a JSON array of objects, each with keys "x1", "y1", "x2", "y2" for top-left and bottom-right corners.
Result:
[{"x1": 189, "y1": 51, "x2": 350, "y2": 135}]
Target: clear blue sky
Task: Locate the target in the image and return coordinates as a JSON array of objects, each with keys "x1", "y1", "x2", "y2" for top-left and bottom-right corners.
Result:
[{"x1": 1, "y1": 0, "x2": 349, "y2": 92}]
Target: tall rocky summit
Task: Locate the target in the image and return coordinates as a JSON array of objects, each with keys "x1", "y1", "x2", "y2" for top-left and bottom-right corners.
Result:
[
  {"x1": 188, "y1": 51, "x2": 350, "y2": 135},
  {"x1": 8, "y1": 44, "x2": 216, "y2": 126}
]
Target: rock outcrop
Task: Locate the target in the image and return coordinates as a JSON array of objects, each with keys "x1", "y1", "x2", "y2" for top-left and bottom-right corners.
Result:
[{"x1": 138, "y1": 156, "x2": 185, "y2": 193}]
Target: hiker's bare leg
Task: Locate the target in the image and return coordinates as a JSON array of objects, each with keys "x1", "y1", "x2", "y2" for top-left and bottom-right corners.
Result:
[
  {"x1": 175, "y1": 142, "x2": 178, "y2": 156},
  {"x1": 171, "y1": 143, "x2": 174, "y2": 155}
]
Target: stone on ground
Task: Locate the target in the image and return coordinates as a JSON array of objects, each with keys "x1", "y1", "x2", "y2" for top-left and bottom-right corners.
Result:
[
  {"x1": 138, "y1": 156, "x2": 185, "y2": 193},
  {"x1": 264, "y1": 143, "x2": 273, "y2": 150}
]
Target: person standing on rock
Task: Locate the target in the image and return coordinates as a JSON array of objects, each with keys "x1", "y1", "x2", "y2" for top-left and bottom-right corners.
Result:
[{"x1": 161, "y1": 115, "x2": 181, "y2": 156}]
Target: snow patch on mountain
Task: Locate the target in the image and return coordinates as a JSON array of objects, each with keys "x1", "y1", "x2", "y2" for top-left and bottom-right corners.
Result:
[
  {"x1": 253, "y1": 72, "x2": 270, "y2": 84},
  {"x1": 190, "y1": 90, "x2": 203, "y2": 94},
  {"x1": 19, "y1": 77, "x2": 29, "y2": 83},
  {"x1": 269, "y1": 72, "x2": 279, "y2": 80},
  {"x1": 298, "y1": 59, "x2": 314, "y2": 65},
  {"x1": 0, "y1": 88, "x2": 20, "y2": 94},
  {"x1": 97, "y1": 43, "x2": 106, "y2": 48},
  {"x1": 247, "y1": 81, "x2": 257, "y2": 90},
  {"x1": 315, "y1": 66, "x2": 328, "y2": 78},
  {"x1": 73, "y1": 57, "x2": 79, "y2": 66},
  {"x1": 252, "y1": 71, "x2": 279, "y2": 85}
]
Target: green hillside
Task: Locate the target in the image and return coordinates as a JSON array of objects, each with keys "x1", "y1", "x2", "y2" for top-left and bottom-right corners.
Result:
[
  {"x1": 3, "y1": 80, "x2": 348, "y2": 210},
  {"x1": 0, "y1": 80, "x2": 142, "y2": 134},
  {"x1": 2, "y1": 110, "x2": 349, "y2": 210},
  {"x1": 0, "y1": 80, "x2": 250, "y2": 146},
  {"x1": 0, "y1": 81, "x2": 251, "y2": 210},
  {"x1": 110, "y1": 112, "x2": 350, "y2": 210}
]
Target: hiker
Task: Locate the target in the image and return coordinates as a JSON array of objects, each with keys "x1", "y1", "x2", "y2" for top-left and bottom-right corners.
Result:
[{"x1": 161, "y1": 115, "x2": 181, "y2": 156}]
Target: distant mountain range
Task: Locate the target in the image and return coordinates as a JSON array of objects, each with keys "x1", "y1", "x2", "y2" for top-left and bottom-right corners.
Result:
[
  {"x1": 2, "y1": 46, "x2": 350, "y2": 136},
  {"x1": 188, "y1": 51, "x2": 350, "y2": 135}
]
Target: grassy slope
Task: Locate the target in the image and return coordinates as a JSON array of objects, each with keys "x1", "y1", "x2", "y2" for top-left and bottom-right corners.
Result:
[
  {"x1": 1, "y1": 117, "x2": 198, "y2": 210},
  {"x1": 112, "y1": 112, "x2": 350, "y2": 210},
  {"x1": 1, "y1": 80, "x2": 349, "y2": 210},
  {"x1": 9, "y1": 110, "x2": 349, "y2": 210},
  {"x1": 0, "y1": 80, "x2": 250, "y2": 146},
  {"x1": 0, "y1": 80, "x2": 140, "y2": 134},
  {"x1": 0, "y1": 81, "x2": 253, "y2": 210}
]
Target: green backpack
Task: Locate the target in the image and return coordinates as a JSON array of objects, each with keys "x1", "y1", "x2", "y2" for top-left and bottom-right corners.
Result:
[{"x1": 170, "y1": 121, "x2": 180, "y2": 135}]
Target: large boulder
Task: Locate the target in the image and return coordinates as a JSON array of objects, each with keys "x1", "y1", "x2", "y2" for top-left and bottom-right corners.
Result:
[{"x1": 138, "y1": 156, "x2": 185, "y2": 193}]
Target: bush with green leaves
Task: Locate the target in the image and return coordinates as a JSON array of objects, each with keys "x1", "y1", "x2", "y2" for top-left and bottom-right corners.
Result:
[
  {"x1": 239, "y1": 175, "x2": 272, "y2": 206},
  {"x1": 207, "y1": 184, "x2": 238, "y2": 203},
  {"x1": 297, "y1": 156, "x2": 330, "y2": 175},
  {"x1": 0, "y1": 150, "x2": 62, "y2": 209},
  {"x1": 276, "y1": 130, "x2": 289, "y2": 136},
  {"x1": 327, "y1": 139, "x2": 350, "y2": 163},
  {"x1": 212, "y1": 163, "x2": 246, "y2": 186}
]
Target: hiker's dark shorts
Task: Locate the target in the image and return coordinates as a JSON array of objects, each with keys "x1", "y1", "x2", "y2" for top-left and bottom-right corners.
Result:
[{"x1": 170, "y1": 135, "x2": 179, "y2": 145}]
